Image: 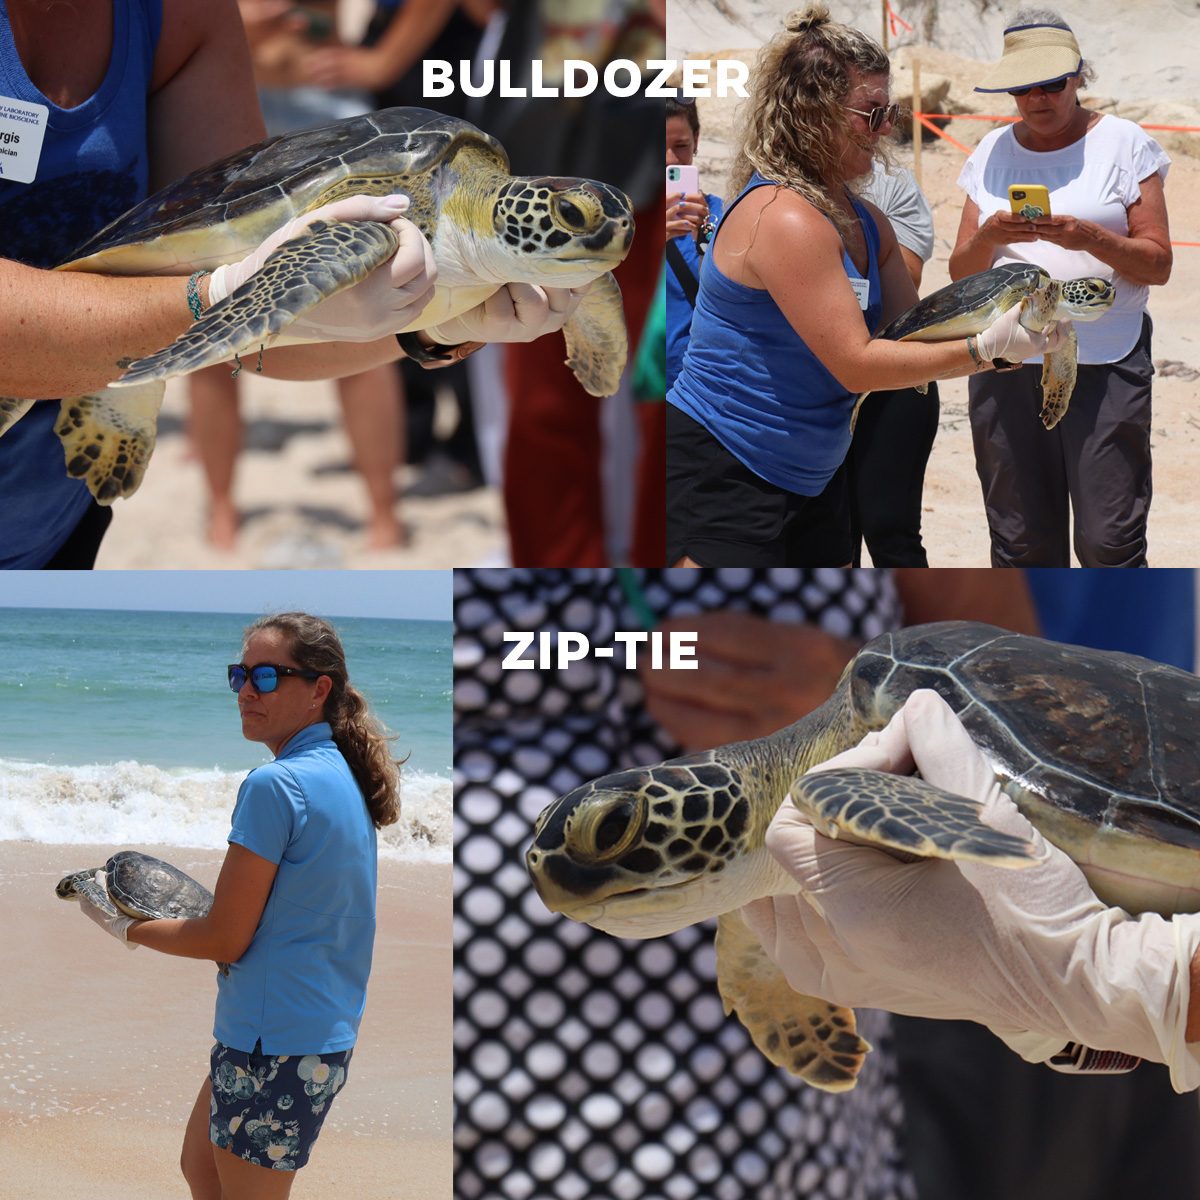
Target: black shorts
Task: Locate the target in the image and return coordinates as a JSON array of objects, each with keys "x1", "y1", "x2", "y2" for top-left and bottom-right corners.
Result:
[{"x1": 665, "y1": 403, "x2": 852, "y2": 565}]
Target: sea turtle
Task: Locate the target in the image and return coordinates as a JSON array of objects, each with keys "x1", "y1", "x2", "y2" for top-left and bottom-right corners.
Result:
[
  {"x1": 851, "y1": 263, "x2": 1115, "y2": 433},
  {"x1": 57, "y1": 849, "x2": 230, "y2": 975},
  {"x1": 0, "y1": 107, "x2": 634, "y2": 502},
  {"x1": 527, "y1": 620, "x2": 1200, "y2": 1092}
]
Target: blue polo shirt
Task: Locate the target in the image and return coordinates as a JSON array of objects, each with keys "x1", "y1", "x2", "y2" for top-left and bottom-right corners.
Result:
[{"x1": 214, "y1": 722, "x2": 378, "y2": 1055}]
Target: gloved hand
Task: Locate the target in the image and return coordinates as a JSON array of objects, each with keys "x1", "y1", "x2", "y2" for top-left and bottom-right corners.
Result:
[
  {"x1": 975, "y1": 300, "x2": 1072, "y2": 363},
  {"x1": 78, "y1": 871, "x2": 140, "y2": 950},
  {"x1": 740, "y1": 689, "x2": 1200, "y2": 1092},
  {"x1": 207, "y1": 194, "x2": 437, "y2": 341},
  {"x1": 422, "y1": 282, "x2": 588, "y2": 345}
]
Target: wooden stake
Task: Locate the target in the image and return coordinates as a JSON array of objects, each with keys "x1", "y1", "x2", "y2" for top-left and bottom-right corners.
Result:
[
  {"x1": 882, "y1": 0, "x2": 889, "y2": 51},
  {"x1": 912, "y1": 57, "x2": 922, "y2": 189}
]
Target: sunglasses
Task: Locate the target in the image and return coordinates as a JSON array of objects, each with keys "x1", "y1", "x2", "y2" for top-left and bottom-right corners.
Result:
[
  {"x1": 845, "y1": 103, "x2": 900, "y2": 132},
  {"x1": 1008, "y1": 78, "x2": 1070, "y2": 97},
  {"x1": 228, "y1": 662, "x2": 322, "y2": 694}
]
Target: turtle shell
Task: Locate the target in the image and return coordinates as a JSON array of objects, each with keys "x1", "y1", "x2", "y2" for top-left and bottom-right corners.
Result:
[
  {"x1": 844, "y1": 620, "x2": 1200, "y2": 912},
  {"x1": 61, "y1": 108, "x2": 509, "y2": 273},
  {"x1": 104, "y1": 850, "x2": 215, "y2": 920},
  {"x1": 878, "y1": 263, "x2": 1050, "y2": 342}
]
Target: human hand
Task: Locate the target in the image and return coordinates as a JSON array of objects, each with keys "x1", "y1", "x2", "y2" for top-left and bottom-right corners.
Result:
[
  {"x1": 1029, "y1": 214, "x2": 1100, "y2": 252},
  {"x1": 304, "y1": 44, "x2": 391, "y2": 92},
  {"x1": 667, "y1": 192, "x2": 708, "y2": 239},
  {"x1": 740, "y1": 690, "x2": 1200, "y2": 1091},
  {"x1": 424, "y1": 283, "x2": 587, "y2": 345},
  {"x1": 642, "y1": 613, "x2": 859, "y2": 751},
  {"x1": 975, "y1": 301, "x2": 1073, "y2": 363},
  {"x1": 979, "y1": 208, "x2": 1044, "y2": 245},
  {"x1": 208, "y1": 194, "x2": 437, "y2": 341},
  {"x1": 78, "y1": 872, "x2": 140, "y2": 949}
]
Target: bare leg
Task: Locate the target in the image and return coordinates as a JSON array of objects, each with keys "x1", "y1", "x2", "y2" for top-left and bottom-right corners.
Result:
[
  {"x1": 213, "y1": 1144, "x2": 297, "y2": 1200},
  {"x1": 335, "y1": 364, "x2": 406, "y2": 549},
  {"x1": 181, "y1": 1075, "x2": 221, "y2": 1200},
  {"x1": 187, "y1": 364, "x2": 242, "y2": 550}
]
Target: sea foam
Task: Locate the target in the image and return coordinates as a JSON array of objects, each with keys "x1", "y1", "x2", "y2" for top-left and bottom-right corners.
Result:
[{"x1": 0, "y1": 758, "x2": 451, "y2": 863}]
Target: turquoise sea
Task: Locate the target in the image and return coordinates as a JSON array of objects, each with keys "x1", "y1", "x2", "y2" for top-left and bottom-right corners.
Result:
[{"x1": 0, "y1": 607, "x2": 452, "y2": 861}]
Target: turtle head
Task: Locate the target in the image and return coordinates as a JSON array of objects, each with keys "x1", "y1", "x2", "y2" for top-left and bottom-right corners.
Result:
[
  {"x1": 1057, "y1": 277, "x2": 1115, "y2": 321},
  {"x1": 475, "y1": 176, "x2": 634, "y2": 286},
  {"x1": 527, "y1": 755, "x2": 768, "y2": 938}
]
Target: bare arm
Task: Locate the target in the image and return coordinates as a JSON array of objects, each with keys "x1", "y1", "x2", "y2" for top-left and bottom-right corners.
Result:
[
  {"x1": 894, "y1": 568, "x2": 1040, "y2": 634},
  {"x1": 1029, "y1": 173, "x2": 1172, "y2": 287},
  {"x1": 722, "y1": 189, "x2": 979, "y2": 394},
  {"x1": 125, "y1": 842, "x2": 277, "y2": 964}
]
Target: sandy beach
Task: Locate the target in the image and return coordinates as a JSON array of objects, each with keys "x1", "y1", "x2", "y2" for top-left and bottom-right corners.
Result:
[
  {"x1": 672, "y1": 0, "x2": 1200, "y2": 565},
  {"x1": 0, "y1": 843, "x2": 451, "y2": 1200}
]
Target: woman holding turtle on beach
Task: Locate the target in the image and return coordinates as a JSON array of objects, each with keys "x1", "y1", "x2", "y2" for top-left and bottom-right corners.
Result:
[
  {"x1": 665, "y1": 3, "x2": 1070, "y2": 568},
  {"x1": 76, "y1": 611, "x2": 400, "y2": 1197},
  {"x1": 951, "y1": 8, "x2": 1172, "y2": 568}
]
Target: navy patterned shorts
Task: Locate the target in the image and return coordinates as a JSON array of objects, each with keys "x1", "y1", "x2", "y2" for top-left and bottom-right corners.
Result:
[{"x1": 208, "y1": 1040, "x2": 353, "y2": 1171}]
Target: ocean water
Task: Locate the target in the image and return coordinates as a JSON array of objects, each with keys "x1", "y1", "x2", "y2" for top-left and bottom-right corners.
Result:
[{"x1": 0, "y1": 608, "x2": 452, "y2": 862}]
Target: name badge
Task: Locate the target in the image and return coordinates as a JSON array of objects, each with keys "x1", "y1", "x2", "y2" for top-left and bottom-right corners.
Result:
[
  {"x1": 0, "y1": 96, "x2": 48, "y2": 184},
  {"x1": 849, "y1": 276, "x2": 870, "y2": 311}
]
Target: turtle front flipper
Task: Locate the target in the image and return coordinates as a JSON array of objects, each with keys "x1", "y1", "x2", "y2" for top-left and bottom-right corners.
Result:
[
  {"x1": 793, "y1": 768, "x2": 1038, "y2": 865},
  {"x1": 563, "y1": 270, "x2": 626, "y2": 396},
  {"x1": 59, "y1": 870, "x2": 121, "y2": 917},
  {"x1": 0, "y1": 397, "x2": 36, "y2": 438},
  {"x1": 715, "y1": 909, "x2": 870, "y2": 1092},
  {"x1": 55, "y1": 382, "x2": 165, "y2": 503},
  {"x1": 110, "y1": 218, "x2": 402, "y2": 387},
  {"x1": 1039, "y1": 324, "x2": 1078, "y2": 429}
]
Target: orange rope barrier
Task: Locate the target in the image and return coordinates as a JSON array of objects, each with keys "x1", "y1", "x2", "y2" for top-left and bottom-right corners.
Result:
[{"x1": 913, "y1": 112, "x2": 971, "y2": 153}]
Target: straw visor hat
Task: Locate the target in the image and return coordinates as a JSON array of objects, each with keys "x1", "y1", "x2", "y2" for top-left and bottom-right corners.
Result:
[{"x1": 974, "y1": 22, "x2": 1083, "y2": 93}]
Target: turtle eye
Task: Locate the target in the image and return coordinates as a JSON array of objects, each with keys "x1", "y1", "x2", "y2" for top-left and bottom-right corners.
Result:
[
  {"x1": 566, "y1": 795, "x2": 646, "y2": 862},
  {"x1": 556, "y1": 197, "x2": 587, "y2": 229}
]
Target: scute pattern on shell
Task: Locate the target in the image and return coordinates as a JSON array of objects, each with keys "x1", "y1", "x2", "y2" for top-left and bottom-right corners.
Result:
[{"x1": 67, "y1": 109, "x2": 509, "y2": 260}]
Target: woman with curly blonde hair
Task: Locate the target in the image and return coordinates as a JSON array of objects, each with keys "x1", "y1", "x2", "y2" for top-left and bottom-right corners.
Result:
[
  {"x1": 76, "y1": 610, "x2": 402, "y2": 1198},
  {"x1": 666, "y1": 3, "x2": 1068, "y2": 567}
]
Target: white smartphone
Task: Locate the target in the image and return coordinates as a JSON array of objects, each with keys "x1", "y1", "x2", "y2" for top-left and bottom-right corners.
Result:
[{"x1": 667, "y1": 164, "x2": 700, "y2": 196}]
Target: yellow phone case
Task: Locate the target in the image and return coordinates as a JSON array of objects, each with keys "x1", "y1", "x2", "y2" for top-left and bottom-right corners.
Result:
[{"x1": 1009, "y1": 185, "x2": 1051, "y2": 220}]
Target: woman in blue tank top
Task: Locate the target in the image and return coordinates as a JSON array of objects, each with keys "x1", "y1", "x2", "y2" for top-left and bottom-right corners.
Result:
[{"x1": 666, "y1": 3, "x2": 1069, "y2": 567}]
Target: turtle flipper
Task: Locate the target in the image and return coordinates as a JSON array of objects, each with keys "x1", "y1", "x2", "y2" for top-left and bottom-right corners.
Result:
[
  {"x1": 1039, "y1": 324, "x2": 1078, "y2": 429},
  {"x1": 563, "y1": 270, "x2": 626, "y2": 396},
  {"x1": 111, "y1": 218, "x2": 401, "y2": 387},
  {"x1": 0, "y1": 396, "x2": 35, "y2": 438},
  {"x1": 849, "y1": 390, "x2": 870, "y2": 433},
  {"x1": 56, "y1": 382, "x2": 165, "y2": 503},
  {"x1": 793, "y1": 767, "x2": 1038, "y2": 865},
  {"x1": 70, "y1": 873, "x2": 120, "y2": 917},
  {"x1": 715, "y1": 909, "x2": 870, "y2": 1092}
]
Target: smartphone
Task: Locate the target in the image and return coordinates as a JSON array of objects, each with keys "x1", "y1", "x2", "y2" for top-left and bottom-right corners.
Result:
[
  {"x1": 1009, "y1": 184, "x2": 1052, "y2": 220},
  {"x1": 667, "y1": 164, "x2": 700, "y2": 196}
]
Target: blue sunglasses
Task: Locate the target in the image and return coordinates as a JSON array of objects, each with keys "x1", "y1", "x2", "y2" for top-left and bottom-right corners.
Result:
[{"x1": 228, "y1": 662, "x2": 321, "y2": 693}]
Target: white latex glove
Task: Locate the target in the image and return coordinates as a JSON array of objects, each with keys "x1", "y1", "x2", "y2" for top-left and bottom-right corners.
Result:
[
  {"x1": 975, "y1": 301, "x2": 1072, "y2": 363},
  {"x1": 78, "y1": 871, "x2": 140, "y2": 950},
  {"x1": 423, "y1": 282, "x2": 588, "y2": 345},
  {"x1": 740, "y1": 688, "x2": 1200, "y2": 1093},
  {"x1": 207, "y1": 194, "x2": 437, "y2": 341}
]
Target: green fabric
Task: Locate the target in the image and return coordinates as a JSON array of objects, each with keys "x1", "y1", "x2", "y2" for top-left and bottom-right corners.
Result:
[{"x1": 632, "y1": 260, "x2": 667, "y2": 402}]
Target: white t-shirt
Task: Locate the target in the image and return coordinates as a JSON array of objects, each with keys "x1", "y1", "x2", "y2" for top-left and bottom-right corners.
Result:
[
  {"x1": 858, "y1": 161, "x2": 935, "y2": 262},
  {"x1": 957, "y1": 114, "x2": 1170, "y2": 363}
]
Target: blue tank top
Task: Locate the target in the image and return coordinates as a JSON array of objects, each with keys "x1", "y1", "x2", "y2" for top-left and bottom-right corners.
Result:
[
  {"x1": 668, "y1": 173, "x2": 882, "y2": 495},
  {"x1": 0, "y1": 0, "x2": 162, "y2": 568}
]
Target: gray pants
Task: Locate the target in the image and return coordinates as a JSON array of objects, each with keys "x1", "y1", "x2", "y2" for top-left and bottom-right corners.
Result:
[{"x1": 968, "y1": 316, "x2": 1153, "y2": 567}]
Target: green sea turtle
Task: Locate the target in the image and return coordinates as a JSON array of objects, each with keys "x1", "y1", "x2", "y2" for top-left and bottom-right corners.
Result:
[
  {"x1": 527, "y1": 620, "x2": 1200, "y2": 1092},
  {"x1": 852, "y1": 263, "x2": 1115, "y2": 433},
  {"x1": 57, "y1": 849, "x2": 230, "y2": 975},
  {"x1": 0, "y1": 107, "x2": 634, "y2": 502}
]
